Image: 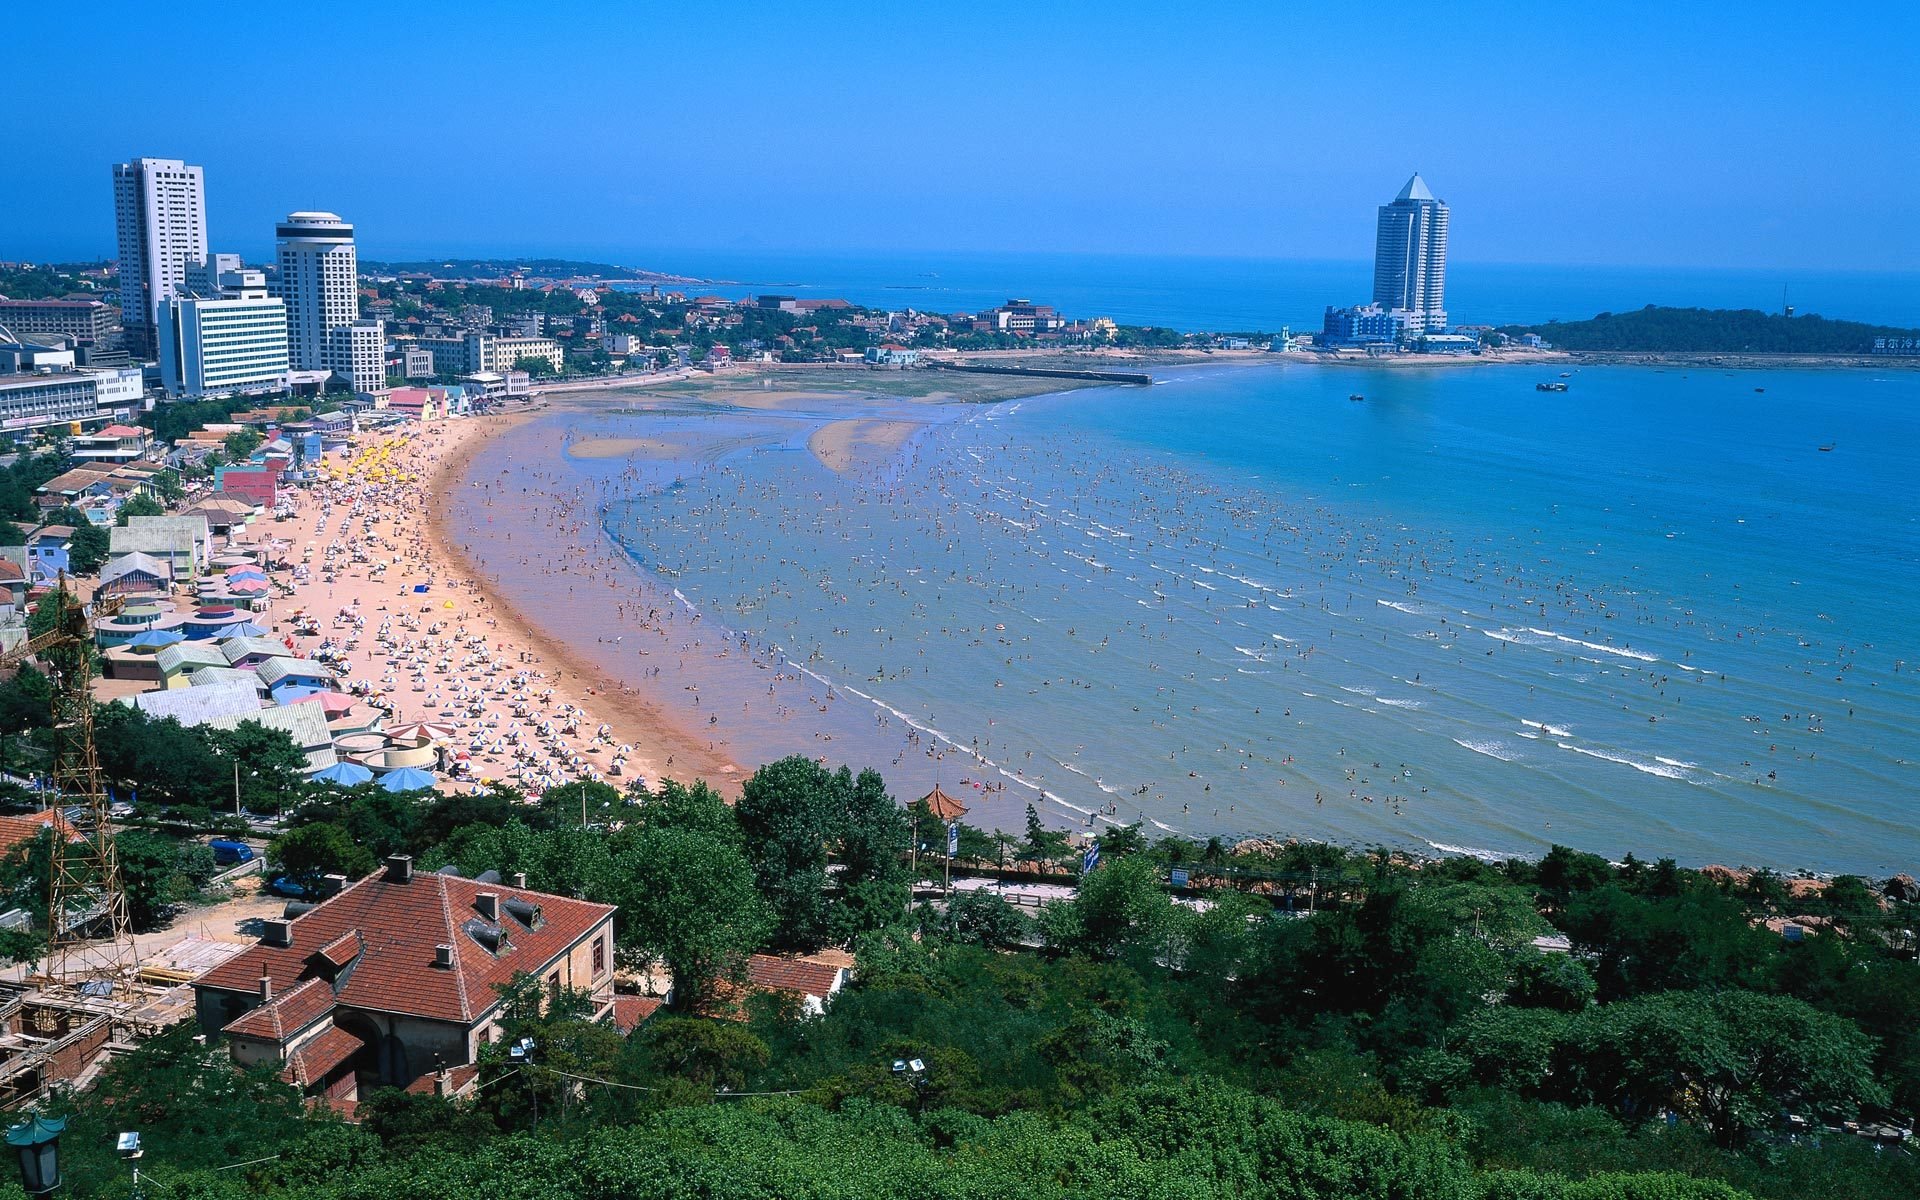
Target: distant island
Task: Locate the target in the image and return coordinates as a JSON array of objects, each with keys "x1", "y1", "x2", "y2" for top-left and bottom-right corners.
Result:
[{"x1": 1498, "y1": 305, "x2": 1919, "y2": 356}]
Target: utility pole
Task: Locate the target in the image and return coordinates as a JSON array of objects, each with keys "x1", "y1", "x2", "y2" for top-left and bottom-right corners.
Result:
[
  {"x1": 906, "y1": 811, "x2": 919, "y2": 917},
  {"x1": 234, "y1": 762, "x2": 242, "y2": 817}
]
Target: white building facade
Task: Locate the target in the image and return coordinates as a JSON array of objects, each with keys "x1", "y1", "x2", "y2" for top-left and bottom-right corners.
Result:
[
  {"x1": 273, "y1": 212, "x2": 362, "y2": 373},
  {"x1": 157, "y1": 279, "x2": 290, "y2": 398},
  {"x1": 325, "y1": 320, "x2": 386, "y2": 395},
  {"x1": 1372, "y1": 173, "x2": 1449, "y2": 334},
  {"x1": 113, "y1": 157, "x2": 208, "y2": 357}
]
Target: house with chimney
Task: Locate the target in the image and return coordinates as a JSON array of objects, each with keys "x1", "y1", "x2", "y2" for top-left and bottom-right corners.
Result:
[{"x1": 192, "y1": 857, "x2": 616, "y2": 1108}]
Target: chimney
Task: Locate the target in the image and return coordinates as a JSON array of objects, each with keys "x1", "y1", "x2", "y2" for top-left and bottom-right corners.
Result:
[
  {"x1": 258, "y1": 974, "x2": 272, "y2": 1001},
  {"x1": 385, "y1": 854, "x2": 413, "y2": 883},
  {"x1": 320, "y1": 873, "x2": 348, "y2": 897},
  {"x1": 509, "y1": 872, "x2": 527, "y2": 889},
  {"x1": 262, "y1": 918, "x2": 292, "y2": 948},
  {"x1": 475, "y1": 892, "x2": 500, "y2": 922},
  {"x1": 434, "y1": 944, "x2": 453, "y2": 968}
]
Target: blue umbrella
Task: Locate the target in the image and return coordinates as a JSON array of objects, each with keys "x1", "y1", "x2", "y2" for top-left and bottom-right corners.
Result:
[
  {"x1": 128, "y1": 629, "x2": 186, "y2": 649},
  {"x1": 311, "y1": 761, "x2": 374, "y2": 786},
  {"x1": 380, "y1": 766, "x2": 438, "y2": 792}
]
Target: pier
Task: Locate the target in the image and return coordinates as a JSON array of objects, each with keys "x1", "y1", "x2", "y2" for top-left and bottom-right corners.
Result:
[{"x1": 931, "y1": 362, "x2": 1154, "y2": 386}]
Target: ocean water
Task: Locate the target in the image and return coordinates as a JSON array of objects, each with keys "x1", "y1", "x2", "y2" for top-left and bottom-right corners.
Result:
[
  {"x1": 453, "y1": 362, "x2": 1920, "y2": 874},
  {"x1": 615, "y1": 249, "x2": 1920, "y2": 333}
]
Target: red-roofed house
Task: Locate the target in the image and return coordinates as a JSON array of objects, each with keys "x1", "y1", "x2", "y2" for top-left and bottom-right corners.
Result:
[
  {"x1": 742, "y1": 950, "x2": 852, "y2": 1017},
  {"x1": 193, "y1": 856, "x2": 615, "y2": 1103},
  {"x1": 71, "y1": 425, "x2": 150, "y2": 465},
  {"x1": 0, "y1": 810, "x2": 81, "y2": 859},
  {"x1": 384, "y1": 387, "x2": 442, "y2": 424}
]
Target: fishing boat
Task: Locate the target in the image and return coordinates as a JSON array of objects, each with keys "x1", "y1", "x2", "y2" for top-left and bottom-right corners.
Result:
[
  {"x1": 1535, "y1": 381, "x2": 1569, "y2": 392},
  {"x1": 1348, "y1": 393, "x2": 1365, "y2": 402},
  {"x1": 1819, "y1": 443, "x2": 1835, "y2": 452}
]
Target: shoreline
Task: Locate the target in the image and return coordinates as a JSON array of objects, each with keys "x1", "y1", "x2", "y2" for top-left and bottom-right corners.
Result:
[
  {"x1": 413, "y1": 407, "x2": 746, "y2": 793},
  {"x1": 417, "y1": 370, "x2": 1910, "y2": 880}
]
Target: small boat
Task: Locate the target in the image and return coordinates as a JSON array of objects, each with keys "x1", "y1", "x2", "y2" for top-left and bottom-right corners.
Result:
[
  {"x1": 1818, "y1": 443, "x2": 1835, "y2": 452},
  {"x1": 1535, "y1": 381, "x2": 1569, "y2": 392},
  {"x1": 1348, "y1": 393, "x2": 1365, "y2": 402},
  {"x1": 1755, "y1": 387, "x2": 1766, "y2": 393}
]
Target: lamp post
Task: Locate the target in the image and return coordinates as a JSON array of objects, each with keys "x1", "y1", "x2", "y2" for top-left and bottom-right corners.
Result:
[
  {"x1": 890, "y1": 1056, "x2": 928, "y2": 1116},
  {"x1": 5, "y1": 1114, "x2": 65, "y2": 1196}
]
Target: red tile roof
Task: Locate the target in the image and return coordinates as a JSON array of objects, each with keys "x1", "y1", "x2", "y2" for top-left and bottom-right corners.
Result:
[
  {"x1": 315, "y1": 931, "x2": 363, "y2": 970},
  {"x1": 223, "y1": 976, "x2": 335, "y2": 1041},
  {"x1": 0, "y1": 810, "x2": 80, "y2": 859},
  {"x1": 746, "y1": 953, "x2": 846, "y2": 1000},
  {"x1": 404, "y1": 1062, "x2": 480, "y2": 1095},
  {"x1": 611, "y1": 994, "x2": 663, "y2": 1033},
  {"x1": 279, "y1": 1023, "x2": 368, "y2": 1087},
  {"x1": 197, "y1": 866, "x2": 614, "y2": 1025}
]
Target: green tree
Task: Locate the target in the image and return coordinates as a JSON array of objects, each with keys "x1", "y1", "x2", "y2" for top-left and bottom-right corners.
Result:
[
  {"x1": 114, "y1": 492, "x2": 165, "y2": 525},
  {"x1": 635, "y1": 1015, "x2": 771, "y2": 1094},
  {"x1": 830, "y1": 767, "x2": 909, "y2": 940},
  {"x1": 736, "y1": 755, "x2": 836, "y2": 951},
  {"x1": 114, "y1": 829, "x2": 218, "y2": 928},
  {"x1": 66, "y1": 522, "x2": 110, "y2": 574},
  {"x1": 637, "y1": 777, "x2": 741, "y2": 847},
  {"x1": 224, "y1": 428, "x2": 264, "y2": 459},
  {"x1": 1040, "y1": 856, "x2": 1178, "y2": 963},
  {"x1": 206, "y1": 719, "x2": 309, "y2": 815},
  {"x1": 151, "y1": 468, "x2": 186, "y2": 504},
  {"x1": 929, "y1": 888, "x2": 1032, "y2": 948},
  {"x1": 269, "y1": 821, "x2": 377, "y2": 893},
  {"x1": 612, "y1": 827, "x2": 770, "y2": 1013}
]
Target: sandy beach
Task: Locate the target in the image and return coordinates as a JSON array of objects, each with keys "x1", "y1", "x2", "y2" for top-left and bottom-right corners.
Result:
[{"x1": 265, "y1": 408, "x2": 741, "y2": 799}]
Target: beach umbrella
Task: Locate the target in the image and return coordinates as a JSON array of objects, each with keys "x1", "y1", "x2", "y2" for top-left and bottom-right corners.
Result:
[
  {"x1": 312, "y1": 762, "x2": 374, "y2": 786},
  {"x1": 381, "y1": 766, "x2": 437, "y2": 792},
  {"x1": 387, "y1": 720, "x2": 457, "y2": 742}
]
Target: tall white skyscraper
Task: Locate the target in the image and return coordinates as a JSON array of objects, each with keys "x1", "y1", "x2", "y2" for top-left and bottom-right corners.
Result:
[
  {"x1": 1372, "y1": 173, "x2": 1449, "y2": 332},
  {"x1": 273, "y1": 211, "x2": 363, "y2": 373},
  {"x1": 112, "y1": 157, "x2": 208, "y2": 357}
]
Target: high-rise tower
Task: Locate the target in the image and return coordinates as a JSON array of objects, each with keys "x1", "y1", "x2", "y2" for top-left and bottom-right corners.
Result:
[
  {"x1": 112, "y1": 157, "x2": 208, "y2": 357},
  {"x1": 273, "y1": 211, "x2": 362, "y2": 372},
  {"x1": 1372, "y1": 173, "x2": 1449, "y2": 332}
]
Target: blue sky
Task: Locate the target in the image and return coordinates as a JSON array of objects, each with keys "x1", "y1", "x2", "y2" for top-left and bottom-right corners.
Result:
[{"x1": 3, "y1": 2, "x2": 1915, "y2": 271}]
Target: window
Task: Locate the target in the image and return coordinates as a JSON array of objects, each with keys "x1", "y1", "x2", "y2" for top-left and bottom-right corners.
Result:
[{"x1": 592, "y1": 936, "x2": 605, "y2": 976}]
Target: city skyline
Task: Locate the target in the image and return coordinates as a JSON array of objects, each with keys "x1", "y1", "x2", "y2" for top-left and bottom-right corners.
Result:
[{"x1": 3, "y1": 4, "x2": 1913, "y2": 272}]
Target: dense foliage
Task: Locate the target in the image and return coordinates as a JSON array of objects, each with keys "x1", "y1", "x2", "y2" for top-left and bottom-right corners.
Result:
[
  {"x1": 1497, "y1": 306, "x2": 1918, "y2": 354},
  {"x1": 11, "y1": 755, "x2": 1915, "y2": 1198}
]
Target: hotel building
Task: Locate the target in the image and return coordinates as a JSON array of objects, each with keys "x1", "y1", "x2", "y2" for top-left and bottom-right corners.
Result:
[
  {"x1": 112, "y1": 157, "x2": 209, "y2": 356},
  {"x1": 1372, "y1": 173, "x2": 1449, "y2": 333}
]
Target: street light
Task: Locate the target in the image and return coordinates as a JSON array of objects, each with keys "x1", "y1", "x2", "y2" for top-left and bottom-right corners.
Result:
[{"x1": 5, "y1": 1114, "x2": 65, "y2": 1196}]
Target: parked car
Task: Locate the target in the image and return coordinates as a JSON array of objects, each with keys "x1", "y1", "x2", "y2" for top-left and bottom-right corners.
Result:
[
  {"x1": 266, "y1": 876, "x2": 310, "y2": 899},
  {"x1": 208, "y1": 839, "x2": 256, "y2": 866}
]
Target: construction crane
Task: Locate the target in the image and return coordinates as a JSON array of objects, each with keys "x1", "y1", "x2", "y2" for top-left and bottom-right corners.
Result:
[{"x1": 0, "y1": 575, "x2": 136, "y2": 999}]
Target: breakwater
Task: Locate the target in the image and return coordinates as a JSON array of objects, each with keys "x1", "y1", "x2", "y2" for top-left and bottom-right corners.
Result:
[{"x1": 933, "y1": 362, "x2": 1153, "y2": 385}]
